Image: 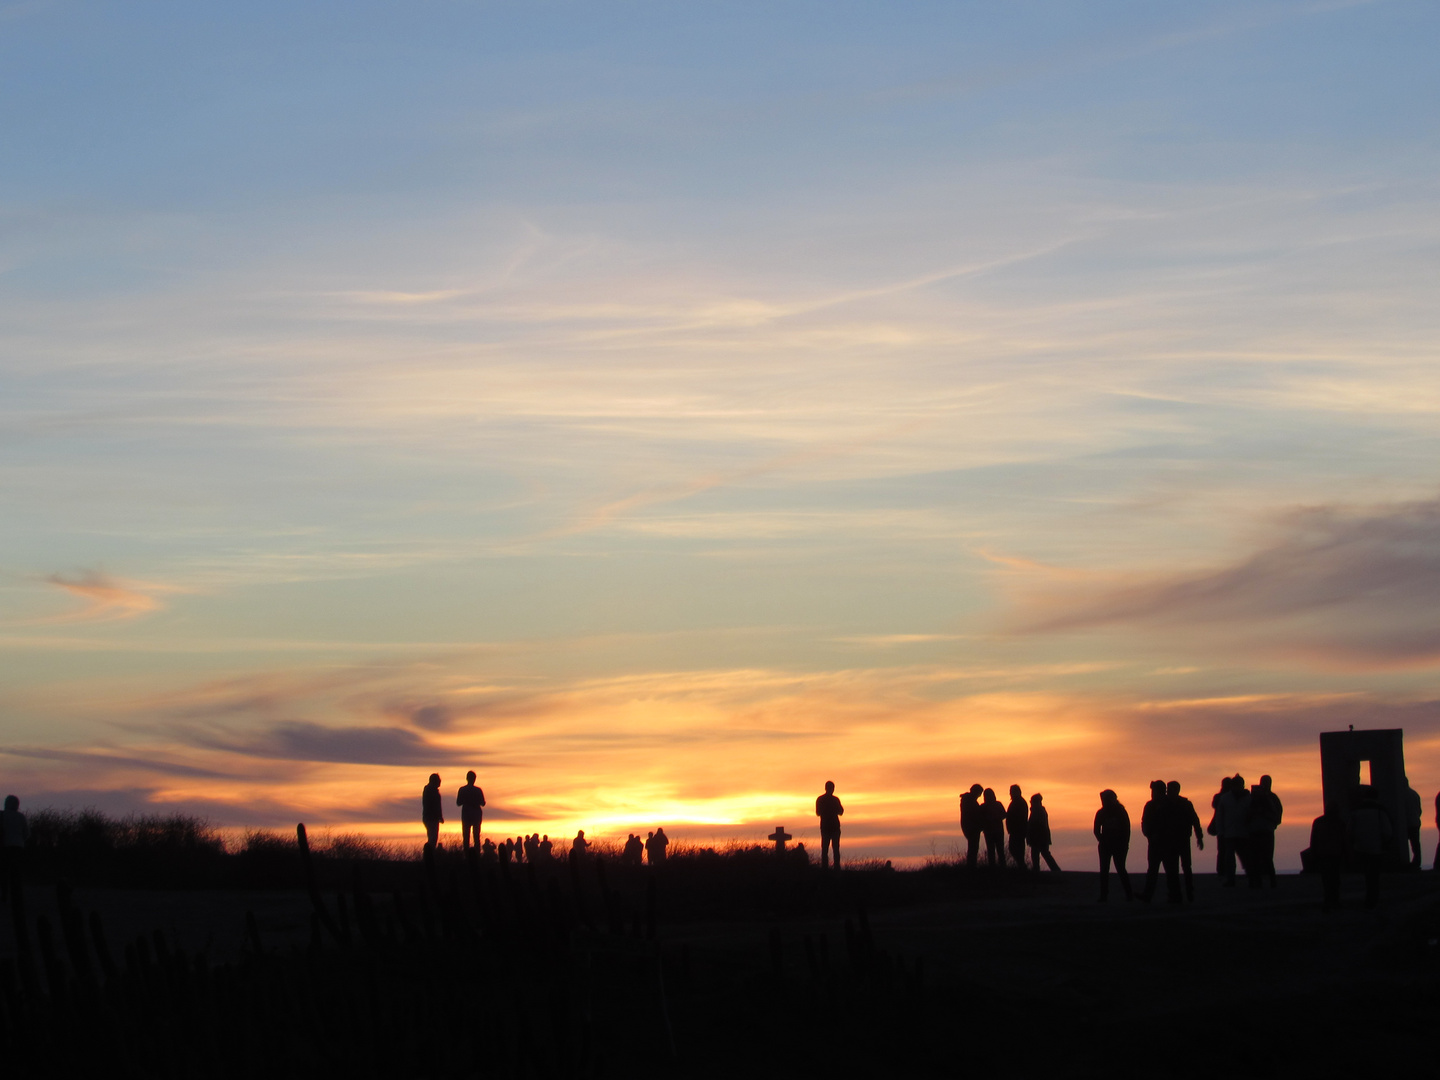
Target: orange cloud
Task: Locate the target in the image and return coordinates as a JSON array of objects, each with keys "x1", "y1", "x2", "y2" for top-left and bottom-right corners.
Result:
[{"x1": 43, "y1": 571, "x2": 168, "y2": 624}]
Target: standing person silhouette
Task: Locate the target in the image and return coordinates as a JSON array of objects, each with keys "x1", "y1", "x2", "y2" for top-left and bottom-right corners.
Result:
[
  {"x1": 1005, "y1": 785, "x2": 1029, "y2": 869},
  {"x1": 648, "y1": 827, "x2": 669, "y2": 864},
  {"x1": 1140, "y1": 780, "x2": 1179, "y2": 903},
  {"x1": 1350, "y1": 785, "x2": 1393, "y2": 909},
  {"x1": 1167, "y1": 781, "x2": 1203, "y2": 902},
  {"x1": 1308, "y1": 809, "x2": 1346, "y2": 912},
  {"x1": 421, "y1": 773, "x2": 444, "y2": 853},
  {"x1": 980, "y1": 788, "x2": 1005, "y2": 869},
  {"x1": 1, "y1": 795, "x2": 28, "y2": 903},
  {"x1": 1402, "y1": 778, "x2": 1422, "y2": 871},
  {"x1": 1093, "y1": 789, "x2": 1133, "y2": 902},
  {"x1": 815, "y1": 781, "x2": 844, "y2": 870},
  {"x1": 1215, "y1": 774, "x2": 1252, "y2": 887},
  {"x1": 1249, "y1": 775, "x2": 1282, "y2": 888},
  {"x1": 571, "y1": 830, "x2": 589, "y2": 864},
  {"x1": 1027, "y1": 793, "x2": 1061, "y2": 871},
  {"x1": 456, "y1": 771, "x2": 486, "y2": 851},
  {"x1": 959, "y1": 784, "x2": 984, "y2": 869}
]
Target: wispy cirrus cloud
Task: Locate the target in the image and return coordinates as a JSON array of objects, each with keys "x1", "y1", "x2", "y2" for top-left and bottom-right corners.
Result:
[{"x1": 1012, "y1": 496, "x2": 1440, "y2": 669}]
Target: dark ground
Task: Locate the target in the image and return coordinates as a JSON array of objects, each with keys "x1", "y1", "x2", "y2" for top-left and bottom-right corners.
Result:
[{"x1": 3, "y1": 858, "x2": 1437, "y2": 1077}]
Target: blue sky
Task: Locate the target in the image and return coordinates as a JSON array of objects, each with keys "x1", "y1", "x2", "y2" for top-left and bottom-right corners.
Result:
[{"x1": 3, "y1": 1, "x2": 1439, "y2": 863}]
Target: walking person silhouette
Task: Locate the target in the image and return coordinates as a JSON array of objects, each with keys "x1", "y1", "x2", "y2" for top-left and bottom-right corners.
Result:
[
  {"x1": 1027, "y1": 793, "x2": 1061, "y2": 871},
  {"x1": 421, "y1": 773, "x2": 444, "y2": 853},
  {"x1": 960, "y1": 784, "x2": 984, "y2": 869},
  {"x1": 816, "y1": 781, "x2": 844, "y2": 870},
  {"x1": 1094, "y1": 789, "x2": 1133, "y2": 901},
  {"x1": 1140, "y1": 780, "x2": 1180, "y2": 903},
  {"x1": 456, "y1": 770, "x2": 486, "y2": 851},
  {"x1": 1167, "y1": 781, "x2": 1203, "y2": 902}
]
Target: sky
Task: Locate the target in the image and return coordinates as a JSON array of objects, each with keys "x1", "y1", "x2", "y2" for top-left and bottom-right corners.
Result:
[{"x1": 3, "y1": 0, "x2": 1440, "y2": 867}]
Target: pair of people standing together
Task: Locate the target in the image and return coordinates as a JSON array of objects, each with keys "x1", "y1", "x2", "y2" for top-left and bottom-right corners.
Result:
[{"x1": 421, "y1": 771, "x2": 486, "y2": 852}]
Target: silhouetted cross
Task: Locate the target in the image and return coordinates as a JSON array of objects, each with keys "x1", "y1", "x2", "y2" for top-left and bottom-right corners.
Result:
[{"x1": 768, "y1": 826, "x2": 791, "y2": 852}]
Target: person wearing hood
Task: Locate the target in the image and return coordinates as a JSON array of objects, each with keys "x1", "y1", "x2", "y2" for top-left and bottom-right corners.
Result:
[{"x1": 1093, "y1": 789, "x2": 1133, "y2": 902}]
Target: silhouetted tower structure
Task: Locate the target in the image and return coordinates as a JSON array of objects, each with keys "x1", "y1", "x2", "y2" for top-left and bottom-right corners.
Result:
[{"x1": 1319, "y1": 727, "x2": 1409, "y2": 868}]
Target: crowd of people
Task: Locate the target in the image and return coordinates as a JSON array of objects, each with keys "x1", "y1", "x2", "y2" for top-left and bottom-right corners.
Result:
[
  {"x1": 416, "y1": 768, "x2": 1440, "y2": 908},
  {"x1": 958, "y1": 783, "x2": 1060, "y2": 873},
  {"x1": 1, "y1": 763, "x2": 1433, "y2": 912}
]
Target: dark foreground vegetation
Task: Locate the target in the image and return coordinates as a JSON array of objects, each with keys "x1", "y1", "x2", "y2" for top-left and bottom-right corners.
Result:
[{"x1": 3, "y1": 812, "x2": 1439, "y2": 1077}]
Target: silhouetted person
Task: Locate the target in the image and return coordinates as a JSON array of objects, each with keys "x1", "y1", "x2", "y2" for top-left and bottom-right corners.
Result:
[
  {"x1": 1, "y1": 795, "x2": 27, "y2": 903},
  {"x1": 1166, "y1": 780, "x2": 1203, "y2": 901},
  {"x1": 816, "y1": 781, "x2": 844, "y2": 870},
  {"x1": 959, "y1": 784, "x2": 984, "y2": 869},
  {"x1": 979, "y1": 788, "x2": 1005, "y2": 869},
  {"x1": 1027, "y1": 793, "x2": 1061, "y2": 871},
  {"x1": 1403, "y1": 778, "x2": 1422, "y2": 871},
  {"x1": 1248, "y1": 775, "x2": 1281, "y2": 888},
  {"x1": 1094, "y1": 789, "x2": 1133, "y2": 901},
  {"x1": 1351, "y1": 785, "x2": 1393, "y2": 908},
  {"x1": 1308, "y1": 811, "x2": 1347, "y2": 912},
  {"x1": 421, "y1": 773, "x2": 444, "y2": 852},
  {"x1": 539, "y1": 834, "x2": 553, "y2": 861},
  {"x1": 1215, "y1": 773, "x2": 1252, "y2": 886},
  {"x1": 1006, "y1": 784, "x2": 1028, "y2": 868},
  {"x1": 1207, "y1": 776, "x2": 1231, "y2": 873},
  {"x1": 456, "y1": 771, "x2": 486, "y2": 851},
  {"x1": 624, "y1": 833, "x2": 643, "y2": 866},
  {"x1": 653, "y1": 827, "x2": 669, "y2": 863},
  {"x1": 481, "y1": 837, "x2": 497, "y2": 863},
  {"x1": 1140, "y1": 780, "x2": 1180, "y2": 903},
  {"x1": 570, "y1": 831, "x2": 590, "y2": 864}
]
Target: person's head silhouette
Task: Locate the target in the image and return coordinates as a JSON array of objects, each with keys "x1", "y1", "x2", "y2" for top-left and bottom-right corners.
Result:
[
  {"x1": 1166, "y1": 780, "x2": 1181, "y2": 796},
  {"x1": 1259, "y1": 774, "x2": 1272, "y2": 792},
  {"x1": 970, "y1": 783, "x2": 983, "y2": 797},
  {"x1": 1150, "y1": 780, "x2": 1165, "y2": 798},
  {"x1": 467, "y1": 770, "x2": 476, "y2": 784},
  {"x1": 1100, "y1": 789, "x2": 1118, "y2": 808},
  {"x1": 3, "y1": 795, "x2": 17, "y2": 811},
  {"x1": 1010, "y1": 784, "x2": 1022, "y2": 800},
  {"x1": 824, "y1": 780, "x2": 835, "y2": 795},
  {"x1": 1030, "y1": 792, "x2": 1043, "y2": 808},
  {"x1": 428, "y1": 773, "x2": 440, "y2": 787},
  {"x1": 1233, "y1": 774, "x2": 1245, "y2": 791},
  {"x1": 983, "y1": 787, "x2": 996, "y2": 804}
]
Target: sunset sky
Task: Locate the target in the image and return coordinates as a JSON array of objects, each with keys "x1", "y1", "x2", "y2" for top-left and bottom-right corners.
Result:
[{"x1": 4, "y1": 1, "x2": 1439, "y2": 867}]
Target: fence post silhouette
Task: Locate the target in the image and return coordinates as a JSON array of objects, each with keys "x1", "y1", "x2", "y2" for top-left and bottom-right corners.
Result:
[{"x1": 295, "y1": 823, "x2": 344, "y2": 947}]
